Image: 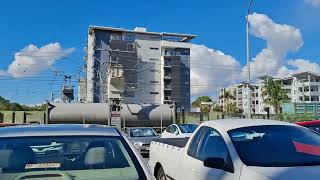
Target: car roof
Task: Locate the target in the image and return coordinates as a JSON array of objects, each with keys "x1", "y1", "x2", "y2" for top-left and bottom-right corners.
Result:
[
  {"x1": 127, "y1": 127, "x2": 155, "y2": 129},
  {"x1": 0, "y1": 124, "x2": 120, "y2": 138},
  {"x1": 296, "y1": 120, "x2": 320, "y2": 126},
  {"x1": 201, "y1": 119, "x2": 297, "y2": 131}
]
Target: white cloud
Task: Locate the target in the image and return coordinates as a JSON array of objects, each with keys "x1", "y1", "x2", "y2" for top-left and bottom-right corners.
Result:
[
  {"x1": 276, "y1": 59, "x2": 320, "y2": 78},
  {"x1": 305, "y1": 0, "x2": 320, "y2": 7},
  {"x1": 191, "y1": 13, "x2": 320, "y2": 98},
  {"x1": 3, "y1": 43, "x2": 74, "y2": 77},
  {"x1": 288, "y1": 59, "x2": 320, "y2": 73},
  {"x1": 241, "y1": 13, "x2": 303, "y2": 79},
  {"x1": 191, "y1": 44, "x2": 241, "y2": 97}
]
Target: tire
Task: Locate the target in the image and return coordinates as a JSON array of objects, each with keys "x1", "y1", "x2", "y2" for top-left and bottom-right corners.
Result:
[{"x1": 156, "y1": 166, "x2": 167, "y2": 180}]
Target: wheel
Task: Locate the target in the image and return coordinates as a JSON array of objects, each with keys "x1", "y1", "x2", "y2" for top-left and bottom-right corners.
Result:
[{"x1": 156, "y1": 166, "x2": 167, "y2": 180}]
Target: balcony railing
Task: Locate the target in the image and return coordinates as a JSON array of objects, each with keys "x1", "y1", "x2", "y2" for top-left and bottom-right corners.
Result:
[
  {"x1": 164, "y1": 74, "x2": 171, "y2": 79},
  {"x1": 164, "y1": 85, "x2": 171, "y2": 90},
  {"x1": 164, "y1": 96, "x2": 172, "y2": 101},
  {"x1": 164, "y1": 62, "x2": 171, "y2": 67}
]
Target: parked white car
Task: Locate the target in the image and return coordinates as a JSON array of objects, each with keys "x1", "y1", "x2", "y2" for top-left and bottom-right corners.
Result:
[
  {"x1": 150, "y1": 119, "x2": 320, "y2": 180},
  {"x1": 0, "y1": 124, "x2": 154, "y2": 180},
  {"x1": 161, "y1": 124, "x2": 198, "y2": 138}
]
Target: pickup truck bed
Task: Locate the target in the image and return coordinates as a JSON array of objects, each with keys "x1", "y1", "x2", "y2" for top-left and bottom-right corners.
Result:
[{"x1": 152, "y1": 138, "x2": 189, "y2": 148}]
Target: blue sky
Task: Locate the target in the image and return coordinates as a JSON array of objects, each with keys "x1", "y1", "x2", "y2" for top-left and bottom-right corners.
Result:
[{"x1": 0, "y1": 0, "x2": 319, "y2": 104}]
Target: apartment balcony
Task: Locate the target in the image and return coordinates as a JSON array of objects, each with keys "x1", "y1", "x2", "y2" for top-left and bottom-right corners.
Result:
[
  {"x1": 164, "y1": 85, "x2": 171, "y2": 91},
  {"x1": 303, "y1": 82, "x2": 320, "y2": 86},
  {"x1": 283, "y1": 85, "x2": 292, "y2": 89},
  {"x1": 304, "y1": 91, "x2": 320, "y2": 96},
  {"x1": 164, "y1": 62, "x2": 171, "y2": 68},
  {"x1": 164, "y1": 96, "x2": 172, "y2": 103},
  {"x1": 164, "y1": 74, "x2": 171, "y2": 80}
]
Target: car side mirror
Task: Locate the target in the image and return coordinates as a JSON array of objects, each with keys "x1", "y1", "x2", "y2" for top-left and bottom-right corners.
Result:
[{"x1": 203, "y1": 157, "x2": 234, "y2": 173}]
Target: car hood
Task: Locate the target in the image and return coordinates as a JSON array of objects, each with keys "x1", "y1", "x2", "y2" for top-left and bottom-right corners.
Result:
[
  {"x1": 244, "y1": 165, "x2": 320, "y2": 180},
  {"x1": 130, "y1": 136, "x2": 160, "y2": 145}
]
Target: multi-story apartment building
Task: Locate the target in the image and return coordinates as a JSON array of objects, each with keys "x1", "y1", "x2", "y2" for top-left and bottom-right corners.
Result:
[
  {"x1": 219, "y1": 71, "x2": 320, "y2": 115},
  {"x1": 79, "y1": 26, "x2": 195, "y2": 111},
  {"x1": 219, "y1": 82, "x2": 265, "y2": 115},
  {"x1": 260, "y1": 71, "x2": 320, "y2": 103}
]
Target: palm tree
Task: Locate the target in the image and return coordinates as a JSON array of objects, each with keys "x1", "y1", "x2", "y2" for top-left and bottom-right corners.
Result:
[
  {"x1": 226, "y1": 102, "x2": 239, "y2": 114},
  {"x1": 220, "y1": 91, "x2": 235, "y2": 102},
  {"x1": 262, "y1": 78, "x2": 289, "y2": 114},
  {"x1": 220, "y1": 91, "x2": 237, "y2": 116}
]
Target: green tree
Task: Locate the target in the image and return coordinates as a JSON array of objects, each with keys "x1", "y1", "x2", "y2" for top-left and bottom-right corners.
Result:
[
  {"x1": 0, "y1": 96, "x2": 46, "y2": 111},
  {"x1": 226, "y1": 102, "x2": 239, "y2": 114},
  {"x1": 262, "y1": 78, "x2": 289, "y2": 114},
  {"x1": 192, "y1": 96, "x2": 213, "y2": 112},
  {"x1": 220, "y1": 91, "x2": 235, "y2": 103},
  {"x1": 220, "y1": 90, "x2": 236, "y2": 113}
]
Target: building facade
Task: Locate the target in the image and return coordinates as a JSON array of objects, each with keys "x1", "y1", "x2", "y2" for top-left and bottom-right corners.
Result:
[
  {"x1": 219, "y1": 71, "x2": 320, "y2": 115},
  {"x1": 81, "y1": 26, "x2": 195, "y2": 111},
  {"x1": 275, "y1": 72, "x2": 320, "y2": 103},
  {"x1": 219, "y1": 82, "x2": 266, "y2": 115}
]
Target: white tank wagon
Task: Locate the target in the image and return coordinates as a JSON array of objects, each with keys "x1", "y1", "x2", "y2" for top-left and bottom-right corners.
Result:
[
  {"x1": 120, "y1": 104, "x2": 175, "y2": 127},
  {"x1": 48, "y1": 103, "x2": 175, "y2": 127},
  {"x1": 48, "y1": 103, "x2": 110, "y2": 124}
]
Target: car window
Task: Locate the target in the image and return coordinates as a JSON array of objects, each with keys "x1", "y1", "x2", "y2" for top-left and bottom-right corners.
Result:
[
  {"x1": 172, "y1": 125, "x2": 178, "y2": 134},
  {"x1": 165, "y1": 126, "x2": 171, "y2": 133},
  {"x1": 187, "y1": 126, "x2": 206, "y2": 158},
  {"x1": 229, "y1": 125, "x2": 320, "y2": 167},
  {"x1": 305, "y1": 125, "x2": 320, "y2": 133},
  {"x1": 130, "y1": 128, "x2": 157, "y2": 137},
  {"x1": 166, "y1": 125, "x2": 172, "y2": 133},
  {"x1": 197, "y1": 127, "x2": 231, "y2": 162},
  {"x1": 0, "y1": 136, "x2": 147, "y2": 180},
  {"x1": 178, "y1": 124, "x2": 198, "y2": 133}
]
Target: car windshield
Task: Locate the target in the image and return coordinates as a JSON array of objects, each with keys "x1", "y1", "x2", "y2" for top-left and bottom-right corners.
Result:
[
  {"x1": 228, "y1": 125, "x2": 320, "y2": 167},
  {"x1": 130, "y1": 128, "x2": 157, "y2": 137},
  {"x1": 0, "y1": 136, "x2": 146, "y2": 180},
  {"x1": 178, "y1": 124, "x2": 198, "y2": 133}
]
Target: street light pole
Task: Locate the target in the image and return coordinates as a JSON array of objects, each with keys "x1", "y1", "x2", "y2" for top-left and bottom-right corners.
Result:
[{"x1": 246, "y1": 0, "x2": 254, "y2": 119}]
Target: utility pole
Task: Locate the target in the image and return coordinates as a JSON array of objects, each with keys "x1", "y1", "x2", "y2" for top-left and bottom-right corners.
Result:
[{"x1": 246, "y1": 0, "x2": 254, "y2": 119}]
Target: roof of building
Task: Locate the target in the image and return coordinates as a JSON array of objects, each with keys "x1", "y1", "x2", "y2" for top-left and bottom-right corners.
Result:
[
  {"x1": 202, "y1": 119, "x2": 296, "y2": 131},
  {"x1": 89, "y1": 26, "x2": 196, "y2": 42},
  {"x1": 258, "y1": 71, "x2": 320, "y2": 81},
  {"x1": 292, "y1": 71, "x2": 320, "y2": 78},
  {"x1": 0, "y1": 124, "x2": 120, "y2": 138}
]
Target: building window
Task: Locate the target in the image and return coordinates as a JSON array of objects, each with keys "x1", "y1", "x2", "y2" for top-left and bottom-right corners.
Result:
[
  {"x1": 110, "y1": 34, "x2": 122, "y2": 41},
  {"x1": 150, "y1": 58, "x2": 159, "y2": 61},
  {"x1": 150, "y1": 92, "x2": 159, "y2": 94},
  {"x1": 149, "y1": 35, "x2": 160, "y2": 40},
  {"x1": 150, "y1": 81, "x2": 159, "y2": 83},
  {"x1": 150, "y1": 47, "x2": 159, "y2": 50},
  {"x1": 123, "y1": 34, "x2": 135, "y2": 42},
  {"x1": 185, "y1": 82, "x2": 189, "y2": 85}
]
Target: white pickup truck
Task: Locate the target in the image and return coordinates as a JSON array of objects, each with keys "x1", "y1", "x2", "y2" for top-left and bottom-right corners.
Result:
[{"x1": 149, "y1": 119, "x2": 320, "y2": 180}]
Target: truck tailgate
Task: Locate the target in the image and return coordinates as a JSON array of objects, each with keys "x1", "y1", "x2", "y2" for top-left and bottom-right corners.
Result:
[
  {"x1": 149, "y1": 138, "x2": 189, "y2": 178},
  {"x1": 152, "y1": 138, "x2": 189, "y2": 148}
]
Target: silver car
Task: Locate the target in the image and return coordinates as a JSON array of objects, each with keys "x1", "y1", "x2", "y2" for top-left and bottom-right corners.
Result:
[
  {"x1": 126, "y1": 127, "x2": 159, "y2": 155},
  {"x1": 0, "y1": 124, "x2": 154, "y2": 180}
]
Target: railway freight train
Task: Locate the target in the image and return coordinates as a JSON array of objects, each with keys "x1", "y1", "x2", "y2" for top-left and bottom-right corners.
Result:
[{"x1": 48, "y1": 103, "x2": 176, "y2": 127}]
